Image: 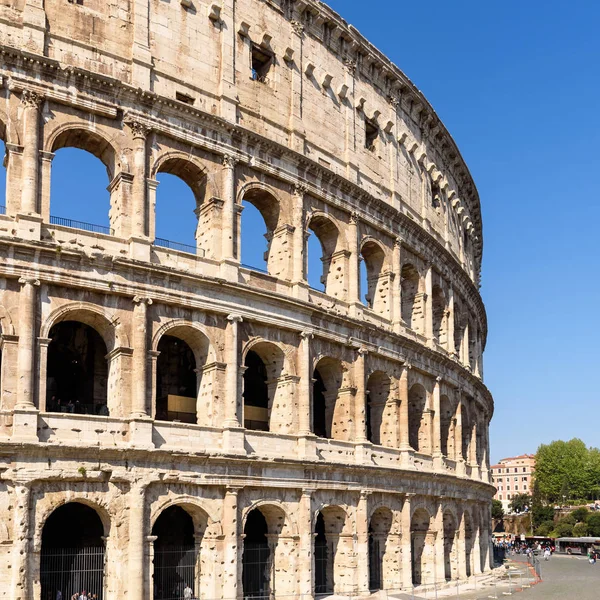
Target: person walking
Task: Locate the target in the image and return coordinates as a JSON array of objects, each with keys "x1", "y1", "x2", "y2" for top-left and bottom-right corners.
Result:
[
  {"x1": 544, "y1": 547, "x2": 551, "y2": 561},
  {"x1": 183, "y1": 584, "x2": 193, "y2": 600}
]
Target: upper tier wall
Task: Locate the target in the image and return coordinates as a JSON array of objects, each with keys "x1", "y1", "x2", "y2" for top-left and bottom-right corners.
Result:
[{"x1": 0, "y1": 0, "x2": 483, "y2": 282}]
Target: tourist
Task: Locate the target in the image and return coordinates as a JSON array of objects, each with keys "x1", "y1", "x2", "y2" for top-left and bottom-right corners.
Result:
[
  {"x1": 78, "y1": 590, "x2": 89, "y2": 600},
  {"x1": 544, "y1": 547, "x2": 551, "y2": 561},
  {"x1": 66, "y1": 399, "x2": 75, "y2": 413},
  {"x1": 184, "y1": 583, "x2": 193, "y2": 600}
]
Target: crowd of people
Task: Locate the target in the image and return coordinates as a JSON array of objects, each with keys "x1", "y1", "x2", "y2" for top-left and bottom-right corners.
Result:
[{"x1": 52, "y1": 592, "x2": 99, "y2": 600}]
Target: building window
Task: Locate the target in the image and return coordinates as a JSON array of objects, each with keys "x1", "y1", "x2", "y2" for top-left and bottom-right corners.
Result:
[
  {"x1": 431, "y1": 179, "x2": 441, "y2": 208},
  {"x1": 251, "y1": 44, "x2": 273, "y2": 83},
  {"x1": 365, "y1": 118, "x2": 378, "y2": 151}
]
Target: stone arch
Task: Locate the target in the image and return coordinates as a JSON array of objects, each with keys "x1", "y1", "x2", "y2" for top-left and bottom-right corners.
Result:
[
  {"x1": 410, "y1": 507, "x2": 433, "y2": 586},
  {"x1": 369, "y1": 506, "x2": 397, "y2": 592},
  {"x1": 360, "y1": 238, "x2": 390, "y2": 315},
  {"x1": 408, "y1": 383, "x2": 429, "y2": 454},
  {"x1": 151, "y1": 151, "x2": 209, "y2": 204},
  {"x1": 242, "y1": 339, "x2": 294, "y2": 433},
  {"x1": 241, "y1": 499, "x2": 297, "y2": 537},
  {"x1": 366, "y1": 370, "x2": 392, "y2": 446},
  {"x1": 149, "y1": 496, "x2": 222, "y2": 537},
  {"x1": 306, "y1": 211, "x2": 346, "y2": 298},
  {"x1": 443, "y1": 509, "x2": 459, "y2": 581},
  {"x1": 432, "y1": 285, "x2": 447, "y2": 346},
  {"x1": 440, "y1": 394, "x2": 456, "y2": 459},
  {"x1": 461, "y1": 398, "x2": 474, "y2": 464},
  {"x1": 401, "y1": 263, "x2": 423, "y2": 333},
  {"x1": 0, "y1": 305, "x2": 15, "y2": 336},
  {"x1": 312, "y1": 356, "x2": 349, "y2": 441}
]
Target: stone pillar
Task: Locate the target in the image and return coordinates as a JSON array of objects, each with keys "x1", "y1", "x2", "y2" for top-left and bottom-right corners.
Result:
[
  {"x1": 392, "y1": 238, "x2": 402, "y2": 332},
  {"x1": 22, "y1": 0, "x2": 46, "y2": 53},
  {"x1": 224, "y1": 314, "x2": 244, "y2": 452},
  {"x1": 15, "y1": 277, "x2": 39, "y2": 413},
  {"x1": 298, "y1": 490, "x2": 313, "y2": 597},
  {"x1": 298, "y1": 331, "x2": 316, "y2": 458},
  {"x1": 291, "y1": 184, "x2": 307, "y2": 295},
  {"x1": 457, "y1": 511, "x2": 467, "y2": 580},
  {"x1": 354, "y1": 348, "x2": 368, "y2": 443},
  {"x1": 218, "y1": 0, "x2": 238, "y2": 122},
  {"x1": 126, "y1": 121, "x2": 150, "y2": 243},
  {"x1": 462, "y1": 320, "x2": 470, "y2": 368},
  {"x1": 131, "y1": 297, "x2": 151, "y2": 418},
  {"x1": 36, "y1": 337, "x2": 51, "y2": 412},
  {"x1": 0, "y1": 334, "x2": 19, "y2": 411},
  {"x1": 398, "y1": 364, "x2": 411, "y2": 453},
  {"x1": 447, "y1": 286, "x2": 455, "y2": 355},
  {"x1": 221, "y1": 155, "x2": 238, "y2": 269},
  {"x1": 455, "y1": 391, "x2": 465, "y2": 476},
  {"x1": 288, "y1": 21, "x2": 306, "y2": 153},
  {"x1": 401, "y1": 494, "x2": 413, "y2": 590},
  {"x1": 356, "y1": 491, "x2": 370, "y2": 594},
  {"x1": 222, "y1": 487, "x2": 241, "y2": 600},
  {"x1": 472, "y1": 508, "x2": 482, "y2": 575},
  {"x1": 424, "y1": 263, "x2": 433, "y2": 344},
  {"x1": 432, "y1": 377, "x2": 443, "y2": 468},
  {"x1": 20, "y1": 90, "x2": 42, "y2": 216},
  {"x1": 11, "y1": 483, "x2": 30, "y2": 600},
  {"x1": 434, "y1": 501, "x2": 446, "y2": 584},
  {"x1": 128, "y1": 482, "x2": 147, "y2": 600},
  {"x1": 348, "y1": 212, "x2": 360, "y2": 307}
]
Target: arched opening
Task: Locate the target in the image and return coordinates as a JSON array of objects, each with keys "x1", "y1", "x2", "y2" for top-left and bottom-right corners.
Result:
[
  {"x1": 307, "y1": 214, "x2": 341, "y2": 297},
  {"x1": 242, "y1": 509, "x2": 271, "y2": 599},
  {"x1": 411, "y1": 508, "x2": 432, "y2": 587},
  {"x1": 314, "y1": 506, "x2": 347, "y2": 595},
  {"x1": 401, "y1": 264, "x2": 422, "y2": 333},
  {"x1": 468, "y1": 323, "x2": 477, "y2": 372},
  {"x1": 360, "y1": 240, "x2": 387, "y2": 314},
  {"x1": 454, "y1": 304, "x2": 466, "y2": 358},
  {"x1": 243, "y1": 350, "x2": 269, "y2": 431},
  {"x1": 241, "y1": 188, "x2": 280, "y2": 274},
  {"x1": 369, "y1": 507, "x2": 393, "y2": 592},
  {"x1": 40, "y1": 502, "x2": 106, "y2": 600},
  {"x1": 155, "y1": 159, "x2": 205, "y2": 254},
  {"x1": 46, "y1": 321, "x2": 109, "y2": 415},
  {"x1": 0, "y1": 137, "x2": 6, "y2": 212},
  {"x1": 443, "y1": 512, "x2": 458, "y2": 581},
  {"x1": 314, "y1": 512, "x2": 330, "y2": 595},
  {"x1": 408, "y1": 384, "x2": 428, "y2": 454},
  {"x1": 152, "y1": 506, "x2": 197, "y2": 600},
  {"x1": 432, "y1": 285, "x2": 447, "y2": 347},
  {"x1": 461, "y1": 401, "x2": 473, "y2": 463},
  {"x1": 366, "y1": 371, "x2": 391, "y2": 446},
  {"x1": 440, "y1": 395, "x2": 455, "y2": 459},
  {"x1": 156, "y1": 335, "x2": 197, "y2": 423},
  {"x1": 464, "y1": 512, "x2": 474, "y2": 577},
  {"x1": 312, "y1": 357, "x2": 344, "y2": 440},
  {"x1": 50, "y1": 130, "x2": 115, "y2": 235}
]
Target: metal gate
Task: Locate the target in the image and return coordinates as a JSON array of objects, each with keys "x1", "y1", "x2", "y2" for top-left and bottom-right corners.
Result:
[
  {"x1": 314, "y1": 539, "x2": 332, "y2": 595},
  {"x1": 369, "y1": 536, "x2": 382, "y2": 591},
  {"x1": 40, "y1": 546, "x2": 105, "y2": 600},
  {"x1": 242, "y1": 542, "x2": 271, "y2": 599},
  {"x1": 153, "y1": 545, "x2": 196, "y2": 600}
]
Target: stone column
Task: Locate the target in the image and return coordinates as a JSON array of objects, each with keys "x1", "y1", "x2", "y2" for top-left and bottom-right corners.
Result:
[
  {"x1": 424, "y1": 263, "x2": 433, "y2": 344},
  {"x1": 11, "y1": 483, "x2": 30, "y2": 600},
  {"x1": 348, "y1": 212, "x2": 360, "y2": 307},
  {"x1": 298, "y1": 489, "x2": 313, "y2": 597},
  {"x1": 221, "y1": 155, "x2": 238, "y2": 268},
  {"x1": 291, "y1": 184, "x2": 307, "y2": 293},
  {"x1": 126, "y1": 120, "x2": 150, "y2": 242},
  {"x1": 356, "y1": 491, "x2": 370, "y2": 594},
  {"x1": 462, "y1": 320, "x2": 470, "y2": 368},
  {"x1": 128, "y1": 482, "x2": 147, "y2": 600},
  {"x1": 222, "y1": 487, "x2": 241, "y2": 600},
  {"x1": 36, "y1": 337, "x2": 51, "y2": 412},
  {"x1": 434, "y1": 501, "x2": 446, "y2": 583},
  {"x1": 298, "y1": 331, "x2": 316, "y2": 458},
  {"x1": 224, "y1": 314, "x2": 244, "y2": 452},
  {"x1": 432, "y1": 377, "x2": 443, "y2": 468},
  {"x1": 398, "y1": 364, "x2": 411, "y2": 453},
  {"x1": 131, "y1": 297, "x2": 151, "y2": 418},
  {"x1": 392, "y1": 238, "x2": 402, "y2": 332},
  {"x1": 288, "y1": 21, "x2": 306, "y2": 153},
  {"x1": 447, "y1": 286, "x2": 455, "y2": 355},
  {"x1": 20, "y1": 90, "x2": 43, "y2": 215},
  {"x1": 15, "y1": 277, "x2": 39, "y2": 412},
  {"x1": 401, "y1": 494, "x2": 413, "y2": 589},
  {"x1": 354, "y1": 348, "x2": 367, "y2": 442},
  {"x1": 472, "y1": 507, "x2": 482, "y2": 575},
  {"x1": 455, "y1": 391, "x2": 465, "y2": 476},
  {"x1": 457, "y1": 511, "x2": 467, "y2": 580},
  {"x1": 0, "y1": 334, "x2": 19, "y2": 411}
]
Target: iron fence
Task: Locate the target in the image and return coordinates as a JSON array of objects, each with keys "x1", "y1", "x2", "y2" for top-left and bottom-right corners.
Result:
[
  {"x1": 241, "y1": 263, "x2": 270, "y2": 275},
  {"x1": 50, "y1": 215, "x2": 113, "y2": 235},
  {"x1": 368, "y1": 537, "x2": 382, "y2": 592},
  {"x1": 242, "y1": 542, "x2": 271, "y2": 599},
  {"x1": 154, "y1": 237, "x2": 204, "y2": 256},
  {"x1": 153, "y1": 545, "x2": 196, "y2": 600},
  {"x1": 314, "y1": 539, "x2": 331, "y2": 595},
  {"x1": 40, "y1": 546, "x2": 105, "y2": 600},
  {"x1": 0, "y1": 205, "x2": 5, "y2": 215}
]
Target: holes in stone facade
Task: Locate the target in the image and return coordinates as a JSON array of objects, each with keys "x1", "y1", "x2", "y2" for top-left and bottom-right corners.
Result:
[
  {"x1": 408, "y1": 383, "x2": 427, "y2": 454},
  {"x1": 401, "y1": 263, "x2": 422, "y2": 333},
  {"x1": 46, "y1": 321, "x2": 109, "y2": 416},
  {"x1": 440, "y1": 395, "x2": 455, "y2": 459},
  {"x1": 443, "y1": 511, "x2": 458, "y2": 582},
  {"x1": 432, "y1": 285, "x2": 447, "y2": 347},
  {"x1": 366, "y1": 370, "x2": 391, "y2": 446},
  {"x1": 365, "y1": 118, "x2": 378, "y2": 151},
  {"x1": 411, "y1": 508, "x2": 432, "y2": 586}
]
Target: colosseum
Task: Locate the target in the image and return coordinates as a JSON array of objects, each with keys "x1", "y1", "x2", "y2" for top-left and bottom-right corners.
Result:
[{"x1": 0, "y1": 0, "x2": 494, "y2": 599}]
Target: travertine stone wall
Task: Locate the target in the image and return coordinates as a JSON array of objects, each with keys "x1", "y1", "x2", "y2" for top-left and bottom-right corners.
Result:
[{"x1": 0, "y1": 1, "x2": 494, "y2": 598}]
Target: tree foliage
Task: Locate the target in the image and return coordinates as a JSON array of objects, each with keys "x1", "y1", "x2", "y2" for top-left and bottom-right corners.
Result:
[
  {"x1": 509, "y1": 493, "x2": 531, "y2": 514},
  {"x1": 588, "y1": 514, "x2": 600, "y2": 537},
  {"x1": 534, "y1": 439, "x2": 600, "y2": 503},
  {"x1": 492, "y1": 500, "x2": 504, "y2": 520}
]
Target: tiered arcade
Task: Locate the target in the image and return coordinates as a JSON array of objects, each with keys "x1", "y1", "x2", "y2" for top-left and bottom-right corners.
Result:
[{"x1": 0, "y1": 0, "x2": 494, "y2": 599}]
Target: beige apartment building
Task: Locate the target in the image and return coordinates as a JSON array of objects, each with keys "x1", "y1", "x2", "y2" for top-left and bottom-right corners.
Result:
[
  {"x1": 0, "y1": 0, "x2": 495, "y2": 598},
  {"x1": 492, "y1": 455, "x2": 536, "y2": 511}
]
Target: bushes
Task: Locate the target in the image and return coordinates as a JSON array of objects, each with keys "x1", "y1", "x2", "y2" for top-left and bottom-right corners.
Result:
[
  {"x1": 588, "y1": 514, "x2": 600, "y2": 536},
  {"x1": 573, "y1": 522, "x2": 589, "y2": 537},
  {"x1": 554, "y1": 521, "x2": 574, "y2": 537},
  {"x1": 572, "y1": 508, "x2": 590, "y2": 523},
  {"x1": 535, "y1": 521, "x2": 555, "y2": 537}
]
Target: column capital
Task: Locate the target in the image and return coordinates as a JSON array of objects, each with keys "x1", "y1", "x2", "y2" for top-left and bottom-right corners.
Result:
[
  {"x1": 291, "y1": 20, "x2": 305, "y2": 36},
  {"x1": 435, "y1": 375, "x2": 442, "y2": 384},
  {"x1": 349, "y1": 211, "x2": 360, "y2": 225},
  {"x1": 21, "y1": 89, "x2": 44, "y2": 109},
  {"x1": 357, "y1": 346, "x2": 369, "y2": 357},
  {"x1": 300, "y1": 329, "x2": 314, "y2": 341},
  {"x1": 227, "y1": 313, "x2": 243, "y2": 324},
  {"x1": 403, "y1": 361, "x2": 413, "y2": 371},
  {"x1": 18, "y1": 276, "x2": 40, "y2": 287},
  {"x1": 359, "y1": 489, "x2": 372, "y2": 499},
  {"x1": 132, "y1": 296, "x2": 153, "y2": 305},
  {"x1": 394, "y1": 236, "x2": 402, "y2": 248},
  {"x1": 225, "y1": 485, "x2": 243, "y2": 496},
  {"x1": 222, "y1": 154, "x2": 238, "y2": 168},
  {"x1": 301, "y1": 488, "x2": 313, "y2": 499},
  {"x1": 125, "y1": 119, "x2": 151, "y2": 140},
  {"x1": 292, "y1": 182, "x2": 308, "y2": 197}
]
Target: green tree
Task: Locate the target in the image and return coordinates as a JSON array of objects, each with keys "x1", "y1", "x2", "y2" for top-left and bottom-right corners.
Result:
[
  {"x1": 509, "y1": 493, "x2": 531, "y2": 514},
  {"x1": 588, "y1": 514, "x2": 600, "y2": 536},
  {"x1": 572, "y1": 508, "x2": 590, "y2": 523},
  {"x1": 554, "y1": 521, "x2": 574, "y2": 537},
  {"x1": 573, "y1": 522, "x2": 589, "y2": 537},
  {"x1": 492, "y1": 499, "x2": 504, "y2": 520},
  {"x1": 535, "y1": 521, "x2": 554, "y2": 536}
]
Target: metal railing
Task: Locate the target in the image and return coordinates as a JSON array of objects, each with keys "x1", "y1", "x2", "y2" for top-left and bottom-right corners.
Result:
[
  {"x1": 154, "y1": 237, "x2": 204, "y2": 256},
  {"x1": 50, "y1": 215, "x2": 113, "y2": 235},
  {"x1": 153, "y1": 545, "x2": 196, "y2": 600},
  {"x1": 0, "y1": 205, "x2": 5, "y2": 215},
  {"x1": 241, "y1": 263, "x2": 270, "y2": 275}
]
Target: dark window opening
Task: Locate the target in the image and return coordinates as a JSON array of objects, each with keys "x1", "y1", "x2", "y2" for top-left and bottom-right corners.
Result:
[
  {"x1": 152, "y1": 506, "x2": 196, "y2": 600},
  {"x1": 365, "y1": 119, "x2": 378, "y2": 151},
  {"x1": 314, "y1": 513, "x2": 331, "y2": 594},
  {"x1": 156, "y1": 336, "x2": 197, "y2": 424},
  {"x1": 431, "y1": 180, "x2": 441, "y2": 208},
  {"x1": 368, "y1": 528, "x2": 383, "y2": 591},
  {"x1": 46, "y1": 321, "x2": 109, "y2": 416},
  {"x1": 242, "y1": 510, "x2": 271, "y2": 599},
  {"x1": 243, "y1": 350, "x2": 270, "y2": 431},
  {"x1": 312, "y1": 369, "x2": 327, "y2": 438},
  {"x1": 251, "y1": 45, "x2": 273, "y2": 83},
  {"x1": 175, "y1": 91, "x2": 195, "y2": 105}
]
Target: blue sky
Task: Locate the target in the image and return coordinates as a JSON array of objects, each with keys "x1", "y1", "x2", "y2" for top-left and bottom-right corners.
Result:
[{"x1": 2, "y1": 1, "x2": 598, "y2": 462}]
